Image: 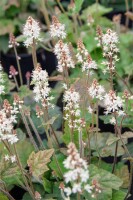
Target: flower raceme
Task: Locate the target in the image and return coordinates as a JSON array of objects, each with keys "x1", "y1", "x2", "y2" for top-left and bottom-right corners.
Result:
[
  {"x1": 88, "y1": 79, "x2": 105, "y2": 100},
  {"x1": 50, "y1": 16, "x2": 67, "y2": 39},
  {"x1": 32, "y1": 64, "x2": 54, "y2": 108},
  {"x1": 0, "y1": 100, "x2": 19, "y2": 163},
  {"x1": 104, "y1": 90, "x2": 124, "y2": 115},
  {"x1": 76, "y1": 39, "x2": 97, "y2": 74},
  {"x1": 0, "y1": 63, "x2": 5, "y2": 95},
  {"x1": 96, "y1": 28, "x2": 119, "y2": 74},
  {"x1": 23, "y1": 16, "x2": 41, "y2": 47},
  {"x1": 76, "y1": 39, "x2": 89, "y2": 63},
  {"x1": 63, "y1": 142, "x2": 92, "y2": 197},
  {"x1": 63, "y1": 88, "x2": 85, "y2": 132},
  {"x1": 54, "y1": 40, "x2": 75, "y2": 73}
]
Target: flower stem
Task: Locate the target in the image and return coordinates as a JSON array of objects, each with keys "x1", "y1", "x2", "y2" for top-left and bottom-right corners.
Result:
[
  {"x1": 20, "y1": 109, "x2": 39, "y2": 151},
  {"x1": 13, "y1": 75, "x2": 19, "y2": 91},
  {"x1": 13, "y1": 46, "x2": 23, "y2": 85},
  {"x1": 41, "y1": 0, "x2": 51, "y2": 29},
  {"x1": 27, "y1": 115, "x2": 45, "y2": 149},
  {"x1": 0, "y1": 188, "x2": 15, "y2": 200},
  {"x1": 13, "y1": 144, "x2": 36, "y2": 200},
  {"x1": 32, "y1": 39, "x2": 38, "y2": 69},
  {"x1": 56, "y1": 0, "x2": 65, "y2": 13}
]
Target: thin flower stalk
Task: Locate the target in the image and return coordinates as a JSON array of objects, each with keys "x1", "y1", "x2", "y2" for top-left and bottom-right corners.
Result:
[
  {"x1": 20, "y1": 109, "x2": 39, "y2": 151},
  {"x1": 9, "y1": 33, "x2": 23, "y2": 85},
  {"x1": 13, "y1": 144, "x2": 36, "y2": 200},
  {"x1": 0, "y1": 188, "x2": 16, "y2": 200},
  {"x1": 26, "y1": 112, "x2": 45, "y2": 149},
  {"x1": 41, "y1": 0, "x2": 51, "y2": 29},
  {"x1": 13, "y1": 94, "x2": 39, "y2": 151}
]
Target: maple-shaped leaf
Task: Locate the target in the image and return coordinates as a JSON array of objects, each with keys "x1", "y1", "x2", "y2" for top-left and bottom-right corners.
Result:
[{"x1": 27, "y1": 149, "x2": 54, "y2": 178}]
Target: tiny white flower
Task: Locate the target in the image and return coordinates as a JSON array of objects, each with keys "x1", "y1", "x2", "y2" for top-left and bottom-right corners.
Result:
[
  {"x1": 110, "y1": 117, "x2": 116, "y2": 125},
  {"x1": 10, "y1": 155, "x2": 16, "y2": 163},
  {"x1": 64, "y1": 187, "x2": 72, "y2": 196},
  {"x1": 84, "y1": 184, "x2": 93, "y2": 193},
  {"x1": 4, "y1": 154, "x2": 10, "y2": 161}
]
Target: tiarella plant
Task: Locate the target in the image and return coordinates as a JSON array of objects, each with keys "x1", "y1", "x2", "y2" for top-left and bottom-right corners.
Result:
[{"x1": 0, "y1": 1, "x2": 133, "y2": 200}]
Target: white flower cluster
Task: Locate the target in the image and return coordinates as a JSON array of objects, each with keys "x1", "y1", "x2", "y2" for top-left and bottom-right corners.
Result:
[
  {"x1": 50, "y1": 16, "x2": 66, "y2": 39},
  {"x1": 82, "y1": 56, "x2": 97, "y2": 74},
  {"x1": 0, "y1": 100, "x2": 18, "y2": 137},
  {"x1": 76, "y1": 39, "x2": 97, "y2": 74},
  {"x1": 32, "y1": 65, "x2": 54, "y2": 108},
  {"x1": 63, "y1": 89, "x2": 85, "y2": 132},
  {"x1": 97, "y1": 29, "x2": 119, "y2": 73},
  {"x1": 63, "y1": 142, "x2": 92, "y2": 196},
  {"x1": 76, "y1": 39, "x2": 88, "y2": 63},
  {"x1": 104, "y1": 90, "x2": 124, "y2": 115},
  {"x1": 54, "y1": 40, "x2": 75, "y2": 72},
  {"x1": 88, "y1": 79, "x2": 105, "y2": 100},
  {"x1": 5, "y1": 154, "x2": 16, "y2": 163},
  {"x1": 0, "y1": 100, "x2": 19, "y2": 163},
  {"x1": 23, "y1": 16, "x2": 41, "y2": 47},
  {"x1": 102, "y1": 29, "x2": 118, "y2": 46},
  {"x1": 0, "y1": 63, "x2": 5, "y2": 95}
]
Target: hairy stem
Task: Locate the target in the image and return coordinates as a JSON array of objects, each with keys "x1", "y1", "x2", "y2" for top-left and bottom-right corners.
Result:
[
  {"x1": 27, "y1": 115, "x2": 45, "y2": 149},
  {"x1": 32, "y1": 39, "x2": 38, "y2": 69},
  {"x1": 20, "y1": 109, "x2": 39, "y2": 151},
  {"x1": 13, "y1": 144, "x2": 36, "y2": 200},
  {"x1": 0, "y1": 187, "x2": 16, "y2": 200},
  {"x1": 13, "y1": 46, "x2": 23, "y2": 85}
]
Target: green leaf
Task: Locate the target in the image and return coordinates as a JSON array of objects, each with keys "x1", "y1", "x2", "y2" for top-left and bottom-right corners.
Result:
[
  {"x1": 59, "y1": 14, "x2": 73, "y2": 35},
  {"x1": 48, "y1": 106, "x2": 62, "y2": 131},
  {"x1": 83, "y1": 33, "x2": 97, "y2": 53},
  {"x1": 30, "y1": 110, "x2": 45, "y2": 134},
  {"x1": 22, "y1": 192, "x2": 32, "y2": 200},
  {"x1": 0, "y1": 193, "x2": 9, "y2": 200},
  {"x1": 90, "y1": 132, "x2": 125, "y2": 157},
  {"x1": 115, "y1": 165, "x2": 129, "y2": 189},
  {"x1": 84, "y1": 164, "x2": 123, "y2": 200},
  {"x1": 43, "y1": 178, "x2": 52, "y2": 193},
  {"x1": 74, "y1": 0, "x2": 84, "y2": 13},
  {"x1": 0, "y1": 159, "x2": 22, "y2": 187},
  {"x1": 16, "y1": 128, "x2": 26, "y2": 141},
  {"x1": 19, "y1": 85, "x2": 32, "y2": 98},
  {"x1": 112, "y1": 190, "x2": 126, "y2": 200},
  {"x1": 82, "y1": 3, "x2": 112, "y2": 19},
  {"x1": 0, "y1": 35, "x2": 9, "y2": 53},
  {"x1": 15, "y1": 139, "x2": 34, "y2": 167},
  {"x1": 89, "y1": 164, "x2": 123, "y2": 190},
  {"x1": 84, "y1": 188, "x2": 112, "y2": 200},
  {"x1": 43, "y1": 115, "x2": 59, "y2": 127},
  {"x1": 106, "y1": 134, "x2": 119, "y2": 146},
  {"x1": 49, "y1": 153, "x2": 66, "y2": 179},
  {"x1": 27, "y1": 149, "x2": 54, "y2": 178},
  {"x1": 0, "y1": 19, "x2": 15, "y2": 35}
]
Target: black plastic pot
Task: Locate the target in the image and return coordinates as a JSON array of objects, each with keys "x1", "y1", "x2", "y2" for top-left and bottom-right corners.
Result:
[{"x1": 1, "y1": 49, "x2": 57, "y2": 85}]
